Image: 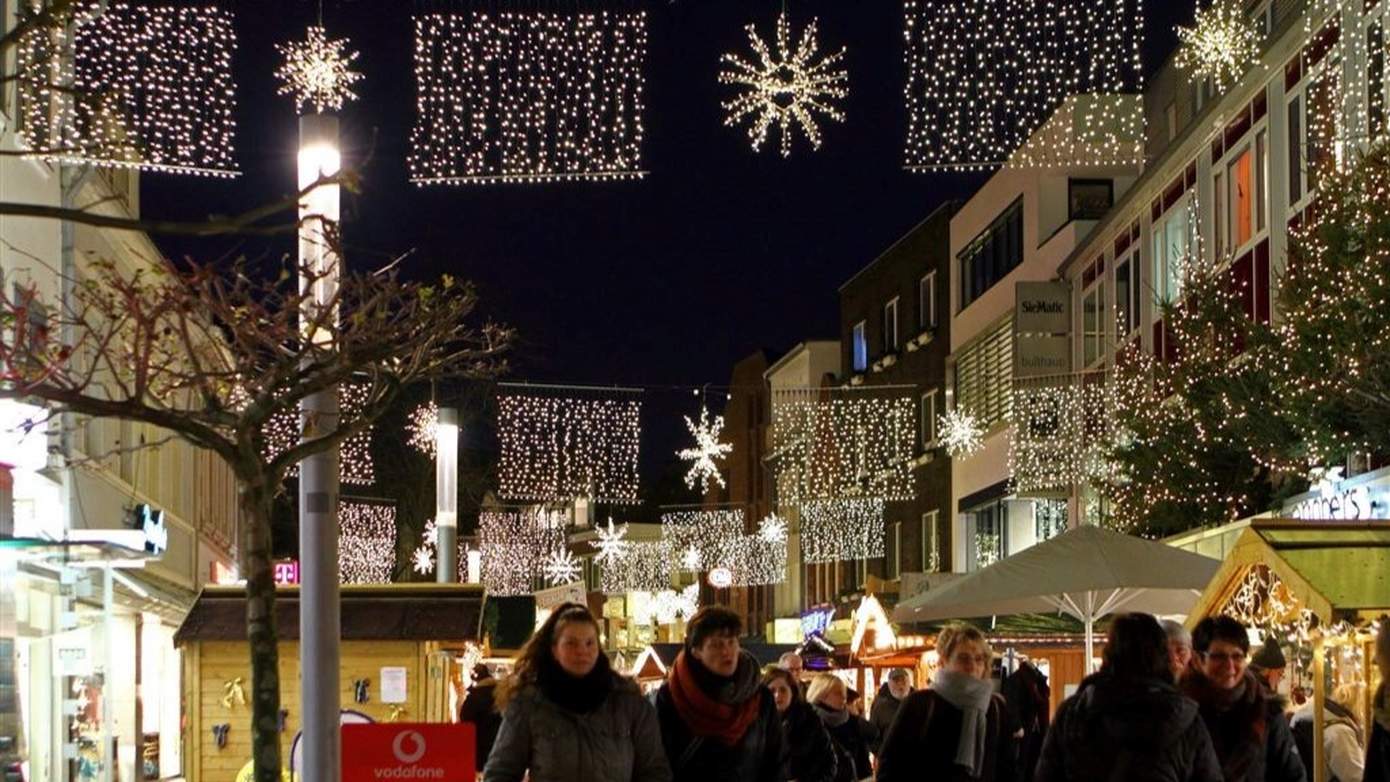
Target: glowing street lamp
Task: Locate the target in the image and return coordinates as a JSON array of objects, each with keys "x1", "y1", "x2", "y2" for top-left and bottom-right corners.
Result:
[{"x1": 435, "y1": 407, "x2": 459, "y2": 582}]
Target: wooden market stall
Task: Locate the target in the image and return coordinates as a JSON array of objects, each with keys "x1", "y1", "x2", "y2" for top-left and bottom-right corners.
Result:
[
  {"x1": 174, "y1": 583, "x2": 484, "y2": 782},
  {"x1": 1188, "y1": 521, "x2": 1390, "y2": 782}
]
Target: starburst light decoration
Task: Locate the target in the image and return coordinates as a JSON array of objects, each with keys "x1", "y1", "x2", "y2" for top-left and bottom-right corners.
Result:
[
  {"x1": 799, "y1": 498, "x2": 885, "y2": 564},
  {"x1": 411, "y1": 545, "x2": 435, "y2": 576},
  {"x1": 411, "y1": 11, "x2": 648, "y2": 185},
  {"x1": 15, "y1": 0, "x2": 239, "y2": 176},
  {"x1": 771, "y1": 389, "x2": 916, "y2": 502},
  {"x1": 275, "y1": 25, "x2": 363, "y2": 114},
  {"x1": 1175, "y1": 0, "x2": 1260, "y2": 93},
  {"x1": 496, "y1": 388, "x2": 642, "y2": 504},
  {"x1": 680, "y1": 546, "x2": 703, "y2": 572},
  {"x1": 677, "y1": 407, "x2": 735, "y2": 493},
  {"x1": 406, "y1": 402, "x2": 439, "y2": 459},
  {"x1": 592, "y1": 518, "x2": 631, "y2": 566},
  {"x1": 542, "y1": 548, "x2": 582, "y2": 586},
  {"x1": 938, "y1": 407, "x2": 984, "y2": 458},
  {"x1": 340, "y1": 501, "x2": 396, "y2": 584},
  {"x1": 718, "y1": 12, "x2": 848, "y2": 157},
  {"x1": 757, "y1": 514, "x2": 788, "y2": 543},
  {"x1": 423, "y1": 518, "x2": 439, "y2": 548}
]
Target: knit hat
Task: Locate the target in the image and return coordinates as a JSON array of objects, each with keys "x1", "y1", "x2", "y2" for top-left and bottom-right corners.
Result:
[{"x1": 1251, "y1": 642, "x2": 1286, "y2": 671}]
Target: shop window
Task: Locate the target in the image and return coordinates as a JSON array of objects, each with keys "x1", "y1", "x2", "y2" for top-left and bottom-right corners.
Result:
[
  {"x1": 960, "y1": 198, "x2": 1024, "y2": 310},
  {"x1": 883, "y1": 297, "x2": 899, "y2": 354},
  {"x1": 1151, "y1": 195, "x2": 1194, "y2": 305},
  {"x1": 921, "y1": 511, "x2": 939, "y2": 572},
  {"x1": 921, "y1": 388, "x2": 938, "y2": 448},
  {"x1": 1083, "y1": 282, "x2": 1106, "y2": 368},
  {"x1": 1114, "y1": 247, "x2": 1141, "y2": 340},
  {"x1": 919, "y1": 271, "x2": 937, "y2": 331},
  {"x1": 1035, "y1": 499, "x2": 1067, "y2": 542},
  {"x1": 968, "y1": 501, "x2": 1006, "y2": 571},
  {"x1": 852, "y1": 321, "x2": 867, "y2": 372},
  {"x1": 1068, "y1": 179, "x2": 1113, "y2": 221}
]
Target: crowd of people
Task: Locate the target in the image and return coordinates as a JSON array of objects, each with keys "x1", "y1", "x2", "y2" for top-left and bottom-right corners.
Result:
[{"x1": 458, "y1": 601, "x2": 1390, "y2": 782}]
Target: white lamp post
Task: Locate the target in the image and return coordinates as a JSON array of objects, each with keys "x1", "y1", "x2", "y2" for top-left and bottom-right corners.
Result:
[{"x1": 435, "y1": 407, "x2": 459, "y2": 582}]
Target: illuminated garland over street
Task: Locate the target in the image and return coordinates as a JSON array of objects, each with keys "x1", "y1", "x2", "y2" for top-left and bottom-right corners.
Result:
[
  {"x1": 1010, "y1": 382, "x2": 1118, "y2": 492},
  {"x1": 1175, "y1": 0, "x2": 1259, "y2": 93},
  {"x1": 275, "y1": 25, "x2": 363, "y2": 114},
  {"x1": 903, "y1": 0, "x2": 1143, "y2": 171},
  {"x1": 599, "y1": 540, "x2": 671, "y2": 594},
  {"x1": 478, "y1": 508, "x2": 567, "y2": 596},
  {"x1": 259, "y1": 382, "x2": 376, "y2": 486},
  {"x1": 799, "y1": 498, "x2": 885, "y2": 564},
  {"x1": 340, "y1": 500, "x2": 396, "y2": 584},
  {"x1": 496, "y1": 389, "x2": 642, "y2": 504},
  {"x1": 16, "y1": 0, "x2": 239, "y2": 177},
  {"x1": 661, "y1": 509, "x2": 745, "y2": 572},
  {"x1": 677, "y1": 406, "x2": 734, "y2": 493},
  {"x1": 410, "y1": 10, "x2": 648, "y2": 185},
  {"x1": 771, "y1": 389, "x2": 916, "y2": 503},
  {"x1": 712, "y1": 534, "x2": 787, "y2": 586}
]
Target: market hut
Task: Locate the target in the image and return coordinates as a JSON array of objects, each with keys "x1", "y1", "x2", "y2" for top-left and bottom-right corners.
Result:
[
  {"x1": 174, "y1": 583, "x2": 485, "y2": 782},
  {"x1": 1188, "y1": 520, "x2": 1390, "y2": 782}
]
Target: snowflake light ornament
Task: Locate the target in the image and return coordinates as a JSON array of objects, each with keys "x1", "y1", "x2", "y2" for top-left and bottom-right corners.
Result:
[
  {"x1": 757, "y1": 514, "x2": 789, "y2": 543},
  {"x1": 406, "y1": 402, "x2": 439, "y2": 458},
  {"x1": 423, "y1": 518, "x2": 439, "y2": 548},
  {"x1": 677, "y1": 406, "x2": 734, "y2": 492},
  {"x1": 718, "y1": 12, "x2": 848, "y2": 157},
  {"x1": 938, "y1": 408, "x2": 984, "y2": 458},
  {"x1": 275, "y1": 25, "x2": 364, "y2": 114},
  {"x1": 542, "y1": 547, "x2": 581, "y2": 586},
  {"x1": 411, "y1": 545, "x2": 435, "y2": 576},
  {"x1": 674, "y1": 583, "x2": 700, "y2": 619},
  {"x1": 680, "y1": 545, "x2": 703, "y2": 572},
  {"x1": 1175, "y1": 0, "x2": 1259, "y2": 93},
  {"x1": 592, "y1": 518, "x2": 631, "y2": 565}
]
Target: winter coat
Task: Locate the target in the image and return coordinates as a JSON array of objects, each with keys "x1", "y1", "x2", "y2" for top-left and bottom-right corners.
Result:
[
  {"x1": 875, "y1": 689, "x2": 1017, "y2": 782},
  {"x1": 483, "y1": 673, "x2": 673, "y2": 782},
  {"x1": 869, "y1": 684, "x2": 909, "y2": 753},
  {"x1": 1002, "y1": 662, "x2": 1051, "y2": 782},
  {"x1": 655, "y1": 667, "x2": 784, "y2": 782},
  {"x1": 813, "y1": 706, "x2": 875, "y2": 782},
  {"x1": 779, "y1": 700, "x2": 839, "y2": 782},
  {"x1": 1290, "y1": 700, "x2": 1364, "y2": 782},
  {"x1": 459, "y1": 677, "x2": 502, "y2": 773},
  {"x1": 1034, "y1": 672, "x2": 1223, "y2": 782},
  {"x1": 1365, "y1": 685, "x2": 1390, "y2": 782},
  {"x1": 1182, "y1": 669, "x2": 1306, "y2": 782}
]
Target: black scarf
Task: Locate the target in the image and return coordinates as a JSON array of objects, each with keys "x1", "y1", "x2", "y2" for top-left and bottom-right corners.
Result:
[{"x1": 537, "y1": 655, "x2": 613, "y2": 714}]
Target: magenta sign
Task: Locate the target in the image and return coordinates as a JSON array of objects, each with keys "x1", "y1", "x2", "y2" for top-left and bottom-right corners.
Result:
[{"x1": 273, "y1": 560, "x2": 300, "y2": 586}]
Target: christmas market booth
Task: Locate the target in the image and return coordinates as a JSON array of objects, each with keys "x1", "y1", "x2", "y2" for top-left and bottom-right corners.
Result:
[
  {"x1": 174, "y1": 583, "x2": 485, "y2": 782},
  {"x1": 1187, "y1": 520, "x2": 1390, "y2": 782}
]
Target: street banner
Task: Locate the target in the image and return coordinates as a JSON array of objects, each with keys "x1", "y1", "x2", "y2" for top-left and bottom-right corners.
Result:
[{"x1": 342, "y1": 723, "x2": 474, "y2": 781}]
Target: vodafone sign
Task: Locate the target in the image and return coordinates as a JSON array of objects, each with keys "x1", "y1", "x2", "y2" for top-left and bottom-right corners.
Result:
[{"x1": 342, "y1": 723, "x2": 474, "y2": 781}]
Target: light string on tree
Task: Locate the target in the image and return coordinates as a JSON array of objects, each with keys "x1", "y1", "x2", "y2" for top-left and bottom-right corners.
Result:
[
  {"x1": 770, "y1": 388, "x2": 917, "y2": 503},
  {"x1": 275, "y1": 25, "x2": 363, "y2": 114},
  {"x1": 16, "y1": 0, "x2": 239, "y2": 177},
  {"x1": 903, "y1": 0, "x2": 1143, "y2": 171},
  {"x1": 677, "y1": 406, "x2": 734, "y2": 493},
  {"x1": 339, "y1": 500, "x2": 396, "y2": 584},
  {"x1": 718, "y1": 11, "x2": 848, "y2": 157},
  {"x1": 799, "y1": 498, "x2": 885, "y2": 564},
  {"x1": 478, "y1": 507, "x2": 567, "y2": 596},
  {"x1": 410, "y1": 10, "x2": 648, "y2": 186},
  {"x1": 1175, "y1": 0, "x2": 1260, "y2": 93},
  {"x1": 495, "y1": 388, "x2": 642, "y2": 504}
]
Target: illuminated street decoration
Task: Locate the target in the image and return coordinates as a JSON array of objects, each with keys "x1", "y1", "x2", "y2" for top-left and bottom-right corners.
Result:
[
  {"x1": 599, "y1": 540, "x2": 670, "y2": 594},
  {"x1": 1175, "y1": 0, "x2": 1259, "y2": 93},
  {"x1": 677, "y1": 406, "x2": 734, "y2": 493},
  {"x1": 771, "y1": 389, "x2": 916, "y2": 502},
  {"x1": 799, "y1": 498, "x2": 885, "y2": 563},
  {"x1": 496, "y1": 389, "x2": 642, "y2": 504},
  {"x1": 661, "y1": 509, "x2": 745, "y2": 571},
  {"x1": 339, "y1": 501, "x2": 396, "y2": 584},
  {"x1": 477, "y1": 508, "x2": 567, "y2": 596},
  {"x1": 592, "y1": 518, "x2": 631, "y2": 566},
  {"x1": 275, "y1": 25, "x2": 363, "y2": 114},
  {"x1": 1010, "y1": 383, "x2": 1117, "y2": 491},
  {"x1": 260, "y1": 382, "x2": 376, "y2": 486}
]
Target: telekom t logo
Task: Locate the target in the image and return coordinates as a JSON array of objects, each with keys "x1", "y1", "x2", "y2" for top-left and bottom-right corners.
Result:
[{"x1": 391, "y1": 730, "x2": 426, "y2": 764}]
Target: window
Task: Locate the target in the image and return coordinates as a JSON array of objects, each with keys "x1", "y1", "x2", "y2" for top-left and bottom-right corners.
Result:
[
  {"x1": 969, "y1": 501, "x2": 1007, "y2": 571},
  {"x1": 883, "y1": 298, "x2": 899, "y2": 354},
  {"x1": 921, "y1": 511, "x2": 939, "y2": 572},
  {"x1": 1083, "y1": 283, "x2": 1106, "y2": 368},
  {"x1": 1114, "y1": 247, "x2": 1141, "y2": 340},
  {"x1": 1288, "y1": 95, "x2": 1304, "y2": 207},
  {"x1": 1226, "y1": 145, "x2": 1254, "y2": 251},
  {"x1": 960, "y1": 198, "x2": 1024, "y2": 310},
  {"x1": 955, "y1": 317, "x2": 1014, "y2": 430},
  {"x1": 852, "y1": 321, "x2": 867, "y2": 372},
  {"x1": 1035, "y1": 499, "x2": 1067, "y2": 542},
  {"x1": 918, "y1": 271, "x2": 937, "y2": 330},
  {"x1": 1213, "y1": 170, "x2": 1224, "y2": 259},
  {"x1": 1256, "y1": 130, "x2": 1268, "y2": 232},
  {"x1": 1166, "y1": 102, "x2": 1178, "y2": 141},
  {"x1": 888, "y1": 521, "x2": 902, "y2": 579},
  {"x1": 921, "y1": 388, "x2": 938, "y2": 448},
  {"x1": 1152, "y1": 195, "x2": 1193, "y2": 305},
  {"x1": 1068, "y1": 179, "x2": 1113, "y2": 221},
  {"x1": 1371, "y1": 20, "x2": 1387, "y2": 141}
]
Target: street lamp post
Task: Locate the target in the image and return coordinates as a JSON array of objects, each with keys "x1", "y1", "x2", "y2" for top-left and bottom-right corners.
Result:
[{"x1": 435, "y1": 407, "x2": 459, "y2": 583}]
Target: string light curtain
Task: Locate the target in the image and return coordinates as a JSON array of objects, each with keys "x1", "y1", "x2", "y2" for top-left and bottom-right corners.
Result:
[
  {"x1": 1009, "y1": 379, "x2": 1118, "y2": 492},
  {"x1": 496, "y1": 386, "x2": 642, "y2": 504},
  {"x1": 17, "y1": 0, "x2": 239, "y2": 177},
  {"x1": 712, "y1": 534, "x2": 788, "y2": 586},
  {"x1": 903, "y1": 0, "x2": 1143, "y2": 171},
  {"x1": 661, "y1": 509, "x2": 745, "y2": 572},
  {"x1": 339, "y1": 500, "x2": 397, "y2": 584},
  {"x1": 259, "y1": 381, "x2": 376, "y2": 486},
  {"x1": 478, "y1": 507, "x2": 567, "y2": 596},
  {"x1": 799, "y1": 498, "x2": 885, "y2": 563},
  {"x1": 770, "y1": 388, "x2": 916, "y2": 503},
  {"x1": 599, "y1": 540, "x2": 671, "y2": 594},
  {"x1": 410, "y1": 9, "x2": 648, "y2": 185}
]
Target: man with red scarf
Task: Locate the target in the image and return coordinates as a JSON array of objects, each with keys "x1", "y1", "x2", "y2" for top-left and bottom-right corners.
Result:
[{"x1": 655, "y1": 606, "x2": 784, "y2": 782}]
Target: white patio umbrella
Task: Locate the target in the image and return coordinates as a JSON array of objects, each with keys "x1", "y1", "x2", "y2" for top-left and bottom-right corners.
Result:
[{"x1": 892, "y1": 525, "x2": 1221, "y2": 673}]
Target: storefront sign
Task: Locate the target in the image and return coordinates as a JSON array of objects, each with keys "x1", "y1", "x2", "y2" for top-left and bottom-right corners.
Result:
[
  {"x1": 1013, "y1": 335, "x2": 1072, "y2": 378},
  {"x1": 534, "y1": 580, "x2": 585, "y2": 609},
  {"x1": 1284, "y1": 467, "x2": 1389, "y2": 521},
  {"x1": 132, "y1": 504, "x2": 168, "y2": 555},
  {"x1": 273, "y1": 560, "x2": 300, "y2": 586},
  {"x1": 707, "y1": 567, "x2": 733, "y2": 589},
  {"x1": 800, "y1": 607, "x2": 834, "y2": 638},
  {"x1": 1015, "y1": 281, "x2": 1071, "y2": 335},
  {"x1": 341, "y1": 723, "x2": 474, "y2": 782}
]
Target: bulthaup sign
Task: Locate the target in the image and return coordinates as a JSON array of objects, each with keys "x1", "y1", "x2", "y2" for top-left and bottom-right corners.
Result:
[{"x1": 342, "y1": 723, "x2": 474, "y2": 781}]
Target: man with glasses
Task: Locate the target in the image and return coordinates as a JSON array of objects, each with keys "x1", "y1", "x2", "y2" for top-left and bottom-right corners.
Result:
[{"x1": 1182, "y1": 615, "x2": 1306, "y2": 782}]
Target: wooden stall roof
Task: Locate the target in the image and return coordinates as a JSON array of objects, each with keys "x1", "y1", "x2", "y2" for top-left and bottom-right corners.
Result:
[
  {"x1": 1191, "y1": 520, "x2": 1390, "y2": 623},
  {"x1": 174, "y1": 583, "x2": 485, "y2": 645}
]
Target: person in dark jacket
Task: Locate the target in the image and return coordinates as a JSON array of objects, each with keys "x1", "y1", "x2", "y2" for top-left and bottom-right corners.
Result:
[
  {"x1": 1182, "y1": 615, "x2": 1306, "y2": 782},
  {"x1": 1001, "y1": 660, "x2": 1050, "y2": 782},
  {"x1": 876, "y1": 624, "x2": 1017, "y2": 782},
  {"x1": 807, "y1": 674, "x2": 876, "y2": 782},
  {"x1": 460, "y1": 663, "x2": 502, "y2": 774},
  {"x1": 1035, "y1": 612, "x2": 1223, "y2": 782},
  {"x1": 484, "y1": 603, "x2": 672, "y2": 782},
  {"x1": 1367, "y1": 621, "x2": 1390, "y2": 782},
  {"x1": 655, "y1": 606, "x2": 784, "y2": 782},
  {"x1": 763, "y1": 667, "x2": 838, "y2": 782},
  {"x1": 869, "y1": 669, "x2": 913, "y2": 754}
]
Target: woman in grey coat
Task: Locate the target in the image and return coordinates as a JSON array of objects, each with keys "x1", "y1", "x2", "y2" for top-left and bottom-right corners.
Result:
[{"x1": 484, "y1": 602, "x2": 672, "y2": 782}]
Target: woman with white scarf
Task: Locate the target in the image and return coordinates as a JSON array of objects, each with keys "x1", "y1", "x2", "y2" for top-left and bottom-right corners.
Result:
[{"x1": 876, "y1": 624, "x2": 1016, "y2": 782}]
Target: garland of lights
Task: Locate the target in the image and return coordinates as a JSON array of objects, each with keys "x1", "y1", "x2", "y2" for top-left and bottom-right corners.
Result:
[
  {"x1": 903, "y1": 0, "x2": 1143, "y2": 171},
  {"x1": 770, "y1": 389, "x2": 916, "y2": 503},
  {"x1": 406, "y1": 402, "x2": 439, "y2": 459},
  {"x1": 677, "y1": 407, "x2": 734, "y2": 493},
  {"x1": 599, "y1": 540, "x2": 671, "y2": 594},
  {"x1": 16, "y1": 0, "x2": 239, "y2": 177},
  {"x1": 478, "y1": 508, "x2": 567, "y2": 596},
  {"x1": 495, "y1": 390, "x2": 642, "y2": 504},
  {"x1": 757, "y1": 514, "x2": 788, "y2": 543},
  {"x1": 275, "y1": 25, "x2": 363, "y2": 114},
  {"x1": 637, "y1": 584, "x2": 699, "y2": 626},
  {"x1": 799, "y1": 498, "x2": 885, "y2": 564},
  {"x1": 409, "y1": 11, "x2": 648, "y2": 186},
  {"x1": 1010, "y1": 382, "x2": 1118, "y2": 492},
  {"x1": 661, "y1": 509, "x2": 745, "y2": 572},
  {"x1": 340, "y1": 500, "x2": 396, "y2": 584},
  {"x1": 1175, "y1": 0, "x2": 1260, "y2": 93},
  {"x1": 711, "y1": 534, "x2": 787, "y2": 586},
  {"x1": 260, "y1": 382, "x2": 375, "y2": 486},
  {"x1": 718, "y1": 12, "x2": 848, "y2": 157},
  {"x1": 938, "y1": 407, "x2": 984, "y2": 458}
]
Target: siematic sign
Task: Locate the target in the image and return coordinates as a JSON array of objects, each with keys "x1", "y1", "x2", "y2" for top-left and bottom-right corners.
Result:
[{"x1": 1015, "y1": 282, "x2": 1071, "y2": 334}]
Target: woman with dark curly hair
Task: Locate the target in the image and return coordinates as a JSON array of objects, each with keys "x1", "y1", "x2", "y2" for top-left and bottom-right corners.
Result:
[{"x1": 484, "y1": 603, "x2": 672, "y2": 782}]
